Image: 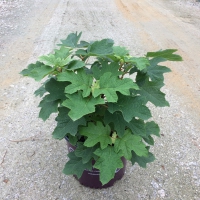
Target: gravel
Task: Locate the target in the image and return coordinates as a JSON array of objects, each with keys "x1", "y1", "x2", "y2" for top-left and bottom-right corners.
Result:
[{"x1": 0, "y1": 0, "x2": 34, "y2": 45}]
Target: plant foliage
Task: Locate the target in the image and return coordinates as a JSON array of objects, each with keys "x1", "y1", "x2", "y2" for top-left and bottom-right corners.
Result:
[{"x1": 20, "y1": 32, "x2": 182, "y2": 185}]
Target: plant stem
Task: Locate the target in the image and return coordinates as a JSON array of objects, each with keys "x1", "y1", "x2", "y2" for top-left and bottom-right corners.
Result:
[{"x1": 100, "y1": 104, "x2": 108, "y2": 108}]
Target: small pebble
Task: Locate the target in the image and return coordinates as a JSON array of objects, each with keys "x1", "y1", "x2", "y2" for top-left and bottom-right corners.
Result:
[
  {"x1": 151, "y1": 181, "x2": 159, "y2": 189},
  {"x1": 158, "y1": 189, "x2": 166, "y2": 198}
]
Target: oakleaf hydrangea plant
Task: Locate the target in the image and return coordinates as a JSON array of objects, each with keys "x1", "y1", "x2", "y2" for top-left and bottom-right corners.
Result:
[{"x1": 20, "y1": 32, "x2": 182, "y2": 185}]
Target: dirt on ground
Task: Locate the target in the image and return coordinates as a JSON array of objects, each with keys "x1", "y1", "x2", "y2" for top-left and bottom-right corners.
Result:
[{"x1": 0, "y1": 0, "x2": 200, "y2": 199}]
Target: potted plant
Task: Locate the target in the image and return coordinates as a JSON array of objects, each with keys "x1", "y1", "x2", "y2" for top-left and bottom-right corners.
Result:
[{"x1": 20, "y1": 32, "x2": 182, "y2": 188}]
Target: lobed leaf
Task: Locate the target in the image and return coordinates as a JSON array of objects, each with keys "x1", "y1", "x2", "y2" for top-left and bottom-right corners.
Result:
[
  {"x1": 75, "y1": 49, "x2": 88, "y2": 56},
  {"x1": 93, "y1": 146, "x2": 123, "y2": 185},
  {"x1": 44, "y1": 78, "x2": 69, "y2": 102},
  {"x1": 131, "y1": 150, "x2": 155, "y2": 168},
  {"x1": 59, "y1": 32, "x2": 82, "y2": 48},
  {"x1": 114, "y1": 129, "x2": 148, "y2": 160},
  {"x1": 67, "y1": 134, "x2": 78, "y2": 145},
  {"x1": 145, "y1": 121, "x2": 160, "y2": 137},
  {"x1": 52, "y1": 107, "x2": 86, "y2": 139},
  {"x1": 92, "y1": 61, "x2": 122, "y2": 80},
  {"x1": 108, "y1": 95, "x2": 152, "y2": 122},
  {"x1": 146, "y1": 49, "x2": 183, "y2": 61},
  {"x1": 143, "y1": 135, "x2": 155, "y2": 145},
  {"x1": 63, "y1": 151, "x2": 92, "y2": 178},
  {"x1": 77, "y1": 40, "x2": 90, "y2": 48},
  {"x1": 126, "y1": 118, "x2": 146, "y2": 137},
  {"x1": 124, "y1": 57, "x2": 150, "y2": 71},
  {"x1": 34, "y1": 85, "x2": 46, "y2": 97},
  {"x1": 79, "y1": 121, "x2": 112, "y2": 149},
  {"x1": 75, "y1": 142, "x2": 98, "y2": 164},
  {"x1": 39, "y1": 54, "x2": 72, "y2": 67},
  {"x1": 34, "y1": 79, "x2": 51, "y2": 97},
  {"x1": 88, "y1": 39, "x2": 114, "y2": 56},
  {"x1": 136, "y1": 77, "x2": 170, "y2": 107},
  {"x1": 20, "y1": 61, "x2": 53, "y2": 81},
  {"x1": 38, "y1": 97, "x2": 59, "y2": 121},
  {"x1": 62, "y1": 92, "x2": 104, "y2": 121},
  {"x1": 57, "y1": 69, "x2": 93, "y2": 97},
  {"x1": 92, "y1": 72, "x2": 139, "y2": 102},
  {"x1": 113, "y1": 46, "x2": 129, "y2": 57},
  {"x1": 104, "y1": 111, "x2": 126, "y2": 137},
  {"x1": 67, "y1": 60, "x2": 85, "y2": 70},
  {"x1": 147, "y1": 57, "x2": 171, "y2": 81},
  {"x1": 54, "y1": 46, "x2": 71, "y2": 59}
]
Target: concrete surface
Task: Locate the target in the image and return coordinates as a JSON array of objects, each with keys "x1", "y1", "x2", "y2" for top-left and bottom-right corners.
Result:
[{"x1": 0, "y1": 0, "x2": 200, "y2": 199}]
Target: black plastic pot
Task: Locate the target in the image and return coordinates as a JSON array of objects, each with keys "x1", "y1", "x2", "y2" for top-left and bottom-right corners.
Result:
[{"x1": 65, "y1": 138, "x2": 127, "y2": 189}]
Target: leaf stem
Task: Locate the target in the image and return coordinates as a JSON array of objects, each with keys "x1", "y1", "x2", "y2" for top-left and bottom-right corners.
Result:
[
  {"x1": 85, "y1": 57, "x2": 90, "y2": 65},
  {"x1": 120, "y1": 71, "x2": 128, "y2": 80},
  {"x1": 100, "y1": 104, "x2": 108, "y2": 108}
]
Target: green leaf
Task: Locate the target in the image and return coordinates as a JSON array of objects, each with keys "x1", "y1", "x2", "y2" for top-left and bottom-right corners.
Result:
[
  {"x1": 34, "y1": 85, "x2": 46, "y2": 97},
  {"x1": 44, "y1": 78, "x2": 69, "y2": 101},
  {"x1": 126, "y1": 118, "x2": 146, "y2": 137},
  {"x1": 59, "y1": 32, "x2": 82, "y2": 48},
  {"x1": 88, "y1": 39, "x2": 114, "y2": 56},
  {"x1": 39, "y1": 54, "x2": 72, "y2": 67},
  {"x1": 84, "y1": 105, "x2": 106, "y2": 123},
  {"x1": 134, "y1": 71, "x2": 148, "y2": 86},
  {"x1": 131, "y1": 150, "x2": 155, "y2": 168},
  {"x1": 146, "y1": 49, "x2": 183, "y2": 61},
  {"x1": 108, "y1": 95, "x2": 152, "y2": 122},
  {"x1": 104, "y1": 111, "x2": 126, "y2": 137},
  {"x1": 52, "y1": 107, "x2": 86, "y2": 139},
  {"x1": 20, "y1": 61, "x2": 53, "y2": 81},
  {"x1": 93, "y1": 146, "x2": 123, "y2": 185},
  {"x1": 105, "y1": 55, "x2": 120, "y2": 62},
  {"x1": 63, "y1": 151, "x2": 92, "y2": 178},
  {"x1": 91, "y1": 64, "x2": 101, "y2": 80},
  {"x1": 145, "y1": 121, "x2": 160, "y2": 137},
  {"x1": 57, "y1": 69, "x2": 93, "y2": 97},
  {"x1": 124, "y1": 57, "x2": 150, "y2": 71},
  {"x1": 92, "y1": 61, "x2": 122, "y2": 80},
  {"x1": 114, "y1": 129, "x2": 148, "y2": 160},
  {"x1": 20, "y1": 61, "x2": 41, "y2": 76},
  {"x1": 92, "y1": 72, "x2": 139, "y2": 102},
  {"x1": 113, "y1": 46, "x2": 129, "y2": 57},
  {"x1": 75, "y1": 142, "x2": 97, "y2": 164},
  {"x1": 66, "y1": 134, "x2": 78, "y2": 145},
  {"x1": 79, "y1": 121, "x2": 112, "y2": 149},
  {"x1": 54, "y1": 46, "x2": 71, "y2": 59},
  {"x1": 75, "y1": 49, "x2": 88, "y2": 56},
  {"x1": 67, "y1": 60, "x2": 85, "y2": 70},
  {"x1": 38, "y1": 97, "x2": 59, "y2": 121},
  {"x1": 77, "y1": 40, "x2": 90, "y2": 48},
  {"x1": 137, "y1": 78, "x2": 170, "y2": 107},
  {"x1": 129, "y1": 66, "x2": 139, "y2": 75},
  {"x1": 62, "y1": 92, "x2": 104, "y2": 121},
  {"x1": 104, "y1": 114, "x2": 152, "y2": 139},
  {"x1": 147, "y1": 58, "x2": 171, "y2": 81},
  {"x1": 143, "y1": 135, "x2": 154, "y2": 145},
  {"x1": 34, "y1": 79, "x2": 51, "y2": 97}
]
